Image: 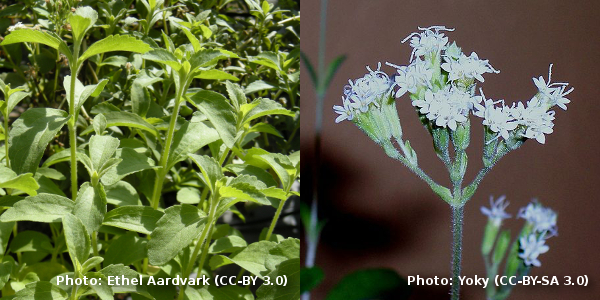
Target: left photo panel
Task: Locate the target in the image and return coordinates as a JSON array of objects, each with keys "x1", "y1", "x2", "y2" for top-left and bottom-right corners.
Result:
[{"x1": 0, "y1": 0, "x2": 300, "y2": 299}]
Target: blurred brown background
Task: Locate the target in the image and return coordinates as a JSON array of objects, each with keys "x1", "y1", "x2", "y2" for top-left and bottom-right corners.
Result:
[{"x1": 300, "y1": 0, "x2": 600, "y2": 299}]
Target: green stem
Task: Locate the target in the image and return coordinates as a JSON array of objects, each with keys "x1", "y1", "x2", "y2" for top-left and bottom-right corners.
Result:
[
  {"x1": 151, "y1": 77, "x2": 187, "y2": 209},
  {"x1": 4, "y1": 113, "x2": 9, "y2": 169},
  {"x1": 265, "y1": 196, "x2": 287, "y2": 241},
  {"x1": 179, "y1": 200, "x2": 217, "y2": 299},
  {"x1": 91, "y1": 231, "x2": 100, "y2": 271},
  {"x1": 451, "y1": 205, "x2": 464, "y2": 300}
]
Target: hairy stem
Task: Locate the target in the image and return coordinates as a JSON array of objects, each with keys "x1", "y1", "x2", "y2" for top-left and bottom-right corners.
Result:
[
  {"x1": 265, "y1": 196, "x2": 287, "y2": 241},
  {"x1": 151, "y1": 77, "x2": 187, "y2": 209},
  {"x1": 451, "y1": 205, "x2": 464, "y2": 300},
  {"x1": 4, "y1": 113, "x2": 9, "y2": 169}
]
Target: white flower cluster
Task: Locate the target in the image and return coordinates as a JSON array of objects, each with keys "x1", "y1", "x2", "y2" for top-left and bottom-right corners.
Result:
[
  {"x1": 480, "y1": 195, "x2": 511, "y2": 226},
  {"x1": 519, "y1": 234, "x2": 549, "y2": 267},
  {"x1": 333, "y1": 63, "x2": 392, "y2": 123},
  {"x1": 386, "y1": 59, "x2": 433, "y2": 98},
  {"x1": 442, "y1": 51, "x2": 499, "y2": 83},
  {"x1": 7, "y1": 22, "x2": 27, "y2": 32},
  {"x1": 402, "y1": 26, "x2": 454, "y2": 62},
  {"x1": 518, "y1": 201, "x2": 558, "y2": 236},
  {"x1": 517, "y1": 201, "x2": 557, "y2": 267},
  {"x1": 413, "y1": 85, "x2": 477, "y2": 130}
]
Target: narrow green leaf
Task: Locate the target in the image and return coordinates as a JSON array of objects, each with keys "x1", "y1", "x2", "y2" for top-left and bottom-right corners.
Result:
[
  {"x1": 209, "y1": 241, "x2": 276, "y2": 278},
  {"x1": 148, "y1": 204, "x2": 207, "y2": 266},
  {"x1": 248, "y1": 52, "x2": 280, "y2": 71},
  {"x1": 248, "y1": 123, "x2": 283, "y2": 138},
  {"x1": 89, "y1": 135, "x2": 120, "y2": 171},
  {"x1": 9, "y1": 230, "x2": 53, "y2": 253},
  {"x1": 93, "y1": 114, "x2": 107, "y2": 135},
  {"x1": 0, "y1": 256, "x2": 13, "y2": 290},
  {"x1": 101, "y1": 148, "x2": 156, "y2": 185},
  {"x1": 167, "y1": 118, "x2": 219, "y2": 170},
  {"x1": 176, "y1": 187, "x2": 201, "y2": 204},
  {"x1": 14, "y1": 281, "x2": 68, "y2": 300},
  {"x1": 79, "y1": 35, "x2": 151, "y2": 62},
  {"x1": 36, "y1": 167, "x2": 66, "y2": 181},
  {"x1": 195, "y1": 69, "x2": 239, "y2": 82},
  {"x1": 104, "y1": 181, "x2": 142, "y2": 206},
  {"x1": 244, "y1": 80, "x2": 275, "y2": 94},
  {"x1": 63, "y1": 213, "x2": 91, "y2": 265},
  {"x1": 0, "y1": 221, "x2": 14, "y2": 256},
  {"x1": 241, "y1": 98, "x2": 294, "y2": 125},
  {"x1": 181, "y1": 26, "x2": 201, "y2": 52},
  {"x1": 9, "y1": 108, "x2": 69, "y2": 175},
  {"x1": 99, "y1": 111, "x2": 158, "y2": 136},
  {"x1": 188, "y1": 90, "x2": 237, "y2": 148},
  {"x1": 142, "y1": 49, "x2": 182, "y2": 71},
  {"x1": 188, "y1": 154, "x2": 223, "y2": 192},
  {"x1": 300, "y1": 51, "x2": 318, "y2": 89},
  {"x1": 131, "y1": 75, "x2": 163, "y2": 118},
  {"x1": 0, "y1": 193, "x2": 73, "y2": 223},
  {"x1": 0, "y1": 165, "x2": 39, "y2": 196},
  {"x1": 81, "y1": 256, "x2": 104, "y2": 273},
  {"x1": 1, "y1": 29, "x2": 71, "y2": 62},
  {"x1": 103, "y1": 206, "x2": 164, "y2": 235},
  {"x1": 85, "y1": 272, "x2": 113, "y2": 300},
  {"x1": 103, "y1": 232, "x2": 147, "y2": 266},
  {"x1": 209, "y1": 236, "x2": 247, "y2": 254},
  {"x1": 4, "y1": 91, "x2": 29, "y2": 115},
  {"x1": 224, "y1": 164, "x2": 277, "y2": 188},
  {"x1": 321, "y1": 55, "x2": 347, "y2": 94},
  {"x1": 225, "y1": 81, "x2": 246, "y2": 111},
  {"x1": 63, "y1": 76, "x2": 108, "y2": 113},
  {"x1": 189, "y1": 49, "x2": 228, "y2": 71},
  {"x1": 73, "y1": 183, "x2": 107, "y2": 235}
]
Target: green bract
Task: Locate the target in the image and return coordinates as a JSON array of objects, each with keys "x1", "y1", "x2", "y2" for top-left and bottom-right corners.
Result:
[{"x1": 0, "y1": 1, "x2": 299, "y2": 299}]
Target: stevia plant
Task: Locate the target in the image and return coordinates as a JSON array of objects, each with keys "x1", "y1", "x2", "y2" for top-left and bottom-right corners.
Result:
[
  {"x1": 0, "y1": 0, "x2": 300, "y2": 299},
  {"x1": 480, "y1": 197, "x2": 557, "y2": 300},
  {"x1": 333, "y1": 26, "x2": 572, "y2": 299}
]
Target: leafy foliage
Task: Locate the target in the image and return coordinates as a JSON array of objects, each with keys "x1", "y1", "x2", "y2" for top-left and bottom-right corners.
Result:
[{"x1": 0, "y1": 0, "x2": 300, "y2": 299}]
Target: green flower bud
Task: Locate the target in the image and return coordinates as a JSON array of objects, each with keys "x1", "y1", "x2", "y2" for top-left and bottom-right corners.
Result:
[
  {"x1": 493, "y1": 230, "x2": 511, "y2": 265},
  {"x1": 451, "y1": 119, "x2": 470, "y2": 150}
]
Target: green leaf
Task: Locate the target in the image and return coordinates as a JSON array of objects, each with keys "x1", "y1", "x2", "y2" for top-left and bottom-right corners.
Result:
[
  {"x1": 105, "y1": 181, "x2": 141, "y2": 206},
  {"x1": 248, "y1": 52, "x2": 280, "y2": 71},
  {"x1": 79, "y1": 35, "x2": 151, "y2": 62},
  {"x1": 180, "y1": 27, "x2": 201, "y2": 52},
  {"x1": 104, "y1": 232, "x2": 147, "y2": 266},
  {"x1": 3, "y1": 91, "x2": 29, "y2": 116},
  {"x1": 203, "y1": 285, "x2": 254, "y2": 300},
  {"x1": 225, "y1": 164, "x2": 277, "y2": 188},
  {"x1": 299, "y1": 51, "x2": 317, "y2": 90},
  {"x1": 265, "y1": 238, "x2": 300, "y2": 271},
  {"x1": 14, "y1": 281, "x2": 68, "y2": 300},
  {"x1": 97, "y1": 111, "x2": 158, "y2": 136},
  {"x1": 89, "y1": 135, "x2": 120, "y2": 171},
  {"x1": 1, "y1": 29, "x2": 71, "y2": 62},
  {"x1": 167, "y1": 118, "x2": 219, "y2": 170},
  {"x1": 85, "y1": 272, "x2": 113, "y2": 300},
  {"x1": 189, "y1": 49, "x2": 228, "y2": 71},
  {"x1": 9, "y1": 108, "x2": 69, "y2": 175},
  {"x1": 0, "y1": 165, "x2": 39, "y2": 196},
  {"x1": 176, "y1": 187, "x2": 201, "y2": 204},
  {"x1": 300, "y1": 267, "x2": 324, "y2": 293},
  {"x1": 93, "y1": 114, "x2": 107, "y2": 135},
  {"x1": 209, "y1": 236, "x2": 247, "y2": 254},
  {"x1": 63, "y1": 213, "x2": 91, "y2": 265},
  {"x1": 148, "y1": 204, "x2": 207, "y2": 266},
  {"x1": 188, "y1": 90, "x2": 237, "y2": 148},
  {"x1": 241, "y1": 98, "x2": 294, "y2": 125},
  {"x1": 325, "y1": 269, "x2": 410, "y2": 300},
  {"x1": 0, "y1": 221, "x2": 14, "y2": 256},
  {"x1": 9, "y1": 230, "x2": 53, "y2": 253},
  {"x1": 256, "y1": 258, "x2": 300, "y2": 300},
  {"x1": 73, "y1": 183, "x2": 107, "y2": 235},
  {"x1": 253, "y1": 153, "x2": 296, "y2": 191},
  {"x1": 36, "y1": 167, "x2": 66, "y2": 181},
  {"x1": 103, "y1": 206, "x2": 163, "y2": 235},
  {"x1": 69, "y1": 6, "x2": 98, "y2": 43},
  {"x1": 244, "y1": 80, "x2": 275, "y2": 94},
  {"x1": 209, "y1": 241, "x2": 276, "y2": 278},
  {"x1": 321, "y1": 55, "x2": 347, "y2": 94},
  {"x1": 195, "y1": 70, "x2": 239, "y2": 82},
  {"x1": 0, "y1": 256, "x2": 14, "y2": 290},
  {"x1": 219, "y1": 183, "x2": 269, "y2": 206},
  {"x1": 188, "y1": 154, "x2": 223, "y2": 192},
  {"x1": 225, "y1": 81, "x2": 246, "y2": 112},
  {"x1": 81, "y1": 256, "x2": 104, "y2": 273},
  {"x1": 0, "y1": 193, "x2": 73, "y2": 223},
  {"x1": 248, "y1": 123, "x2": 283, "y2": 138},
  {"x1": 101, "y1": 148, "x2": 156, "y2": 186},
  {"x1": 63, "y1": 76, "x2": 108, "y2": 113},
  {"x1": 142, "y1": 49, "x2": 182, "y2": 71},
  {"x1": 131, "y1": 75, "x2": 163, "y2": 118}
]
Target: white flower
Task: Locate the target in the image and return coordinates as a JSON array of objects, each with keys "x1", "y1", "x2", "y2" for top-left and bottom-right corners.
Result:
[
  {"x1": 483, "y1": 104, "x2": 518, "y2": 140},
  {"x1": 516, "y1": 101, "x2": 555, "y2": 144},
  {"x1": 413, "y1": 86, "x2": 473, "y2": 130},
  {"x1": 480, "y1": 195, "x2": 511, "y2": 226},
  {"x1": 532, "y1": 64, "x2": 573, "y2": 111},
  {"x1": 518, "y1": 201, "x2": 558, "y2": 236},
  {"x1": 519, "y1": 233, "x2": 549, "y2": 267},
  {"x1": 8, "y1": 22, "x2": 27, "y2": 32},
  {"x1": 334, "y1": 63, "x2": 392, "y2": 122},
  {"x1": 386, "y1": 58, "x2": 433, "y2": 98},
  {"x1": 402, "y1": 26, "x2": 454, "y2": 62},
  {"x1": 333, "y1": 96, "x2": 357, "y2": 123},
  {"x1": 442, "y1": 52, "x2": 499, "y2": 83}
]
